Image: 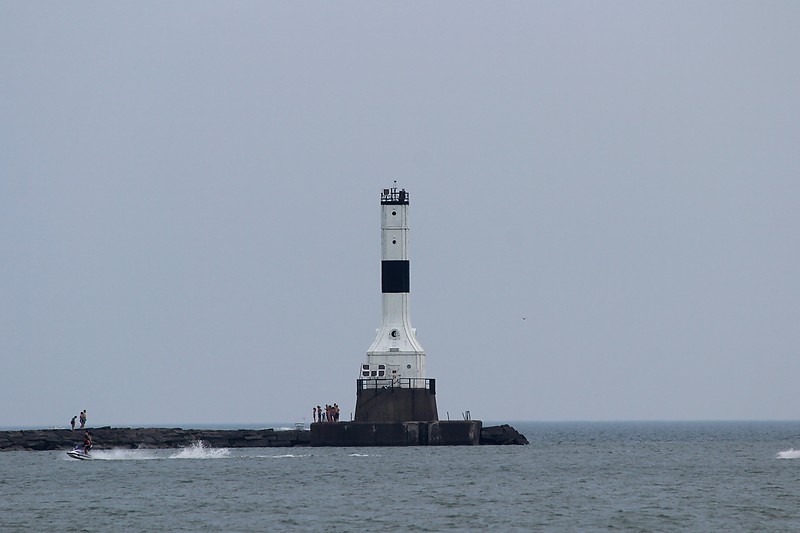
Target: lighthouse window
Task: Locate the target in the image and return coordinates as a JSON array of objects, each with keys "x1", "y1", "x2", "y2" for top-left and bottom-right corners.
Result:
[
  {"x1": 407, "y1": 364, "x2": 412, "y2": 369},
  {"x1": 390, "y1": 330, "x2": 399, "y2": 338},
  {"x1": 392, "y1": 211, "x2": 397, "y2": 216},
  {"x1": 392, "y1": 239, "x2": 396, "y2": 244},
  {"x1": 371, "y1": 370, "x2": 378, "y2": 377},
  {"x1": 362, "y1": 364, "x2": 369, "y2": 370},
  {"x1": 362, "y1": 370, "x2": 370, "y2": 377}
]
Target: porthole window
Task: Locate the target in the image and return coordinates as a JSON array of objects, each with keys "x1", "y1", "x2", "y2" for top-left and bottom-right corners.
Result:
[
  {"x1": 390, "y1": 329, "x2": 399, "y2": 338},
  {"x1": 392, "y1": 211, "x2": 397, "y2": 216},
  {"x1": 406, "y1": 364, "x2": 412, "y2": 369},
  {"x1": 392, "y1": 239, "x2": 396, "y2": 244}
]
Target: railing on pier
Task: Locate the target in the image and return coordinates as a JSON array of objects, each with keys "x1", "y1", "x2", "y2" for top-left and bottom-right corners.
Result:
[{"x1": 357, "y1": 377, "x2": 435, "y2": 394}]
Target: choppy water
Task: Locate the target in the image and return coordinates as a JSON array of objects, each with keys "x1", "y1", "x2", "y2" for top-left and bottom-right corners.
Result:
[{"x1": 2, "y1": 421, "x2": 800, "y2": 532}]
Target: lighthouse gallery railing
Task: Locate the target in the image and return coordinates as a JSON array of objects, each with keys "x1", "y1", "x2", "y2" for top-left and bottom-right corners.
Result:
[{"x1": 357, "y1": 378, "x2": 435, "y2": 394}]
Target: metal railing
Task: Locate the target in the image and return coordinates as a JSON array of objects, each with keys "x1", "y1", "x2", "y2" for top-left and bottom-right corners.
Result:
[
  {"x1": 357, "y1": 377, "x2": 435, "y2": 394},
  {"x1": 380, "y1": 187, "x2": 409, "y2": 205}
]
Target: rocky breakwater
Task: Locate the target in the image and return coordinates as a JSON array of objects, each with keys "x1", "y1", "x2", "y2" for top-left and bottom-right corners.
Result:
[
  {"x1": 1, "y1": 424, "x2": 526, "y2": 451},
  {"x1": 0, "y1": 427, "x2": 311, "y2": 452},
  {"x1": 480, "y1": 424, "x2": 530, "y2": 445}
]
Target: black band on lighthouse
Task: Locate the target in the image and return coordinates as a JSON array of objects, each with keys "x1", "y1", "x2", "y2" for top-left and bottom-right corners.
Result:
[{"x1": 382, "y1": 260, "x2": 410, "y2": 293}]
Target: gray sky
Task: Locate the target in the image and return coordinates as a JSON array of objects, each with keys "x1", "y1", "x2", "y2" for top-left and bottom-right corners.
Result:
[{"x1": 2, "y1": 2, "x2": 798, "y2": 427}]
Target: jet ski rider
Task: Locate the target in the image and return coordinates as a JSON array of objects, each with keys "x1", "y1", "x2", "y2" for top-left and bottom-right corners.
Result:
[{"x1": 83, "y1": 432, "x2": 92, "y2": 455}]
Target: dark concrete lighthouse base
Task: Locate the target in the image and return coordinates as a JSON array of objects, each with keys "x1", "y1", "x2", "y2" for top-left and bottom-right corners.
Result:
[
  {"x1": 354, "y1": 379, "x2": 438, "y2": 422},
  {"x1": 311, "y1": 420, "x2": 481, "y2": 446}
]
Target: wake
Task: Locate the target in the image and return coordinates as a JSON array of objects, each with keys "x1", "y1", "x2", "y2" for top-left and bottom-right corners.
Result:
[
  {"x1": 776, "y1": 448, "x2": 800, "y2": 459},
  {"x1": 90, "y1": 448, "x2": 160, "y2": 460},
  {"x1": 65, "y1": 441, "x2": 230, "y2": 460},
  {"x1": 168, "y1": 441, "x2": 230, "y2": 459}
]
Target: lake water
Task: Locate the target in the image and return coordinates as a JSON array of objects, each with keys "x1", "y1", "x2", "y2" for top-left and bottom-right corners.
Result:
[{"x1": 2, "y1": 421, "x2": 800, "y2": 531}]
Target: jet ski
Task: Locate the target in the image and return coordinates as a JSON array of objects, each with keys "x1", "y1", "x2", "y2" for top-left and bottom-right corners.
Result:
[{"x1": 67, "y1": 445, "x2": 92, "y2": 460}]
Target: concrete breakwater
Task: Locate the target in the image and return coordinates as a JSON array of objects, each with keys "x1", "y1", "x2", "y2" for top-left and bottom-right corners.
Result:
[
  {"x1": 311, "y1": 421, "x2": 529, "y2": 446},
  {"x1": 0, "y1": 424, "x2": 527, "y2": 451}
]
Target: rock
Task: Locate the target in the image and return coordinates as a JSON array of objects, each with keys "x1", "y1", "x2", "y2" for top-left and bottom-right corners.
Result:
[{"x1": 480, "y1": 424, "x2": 529, "y2": 445}]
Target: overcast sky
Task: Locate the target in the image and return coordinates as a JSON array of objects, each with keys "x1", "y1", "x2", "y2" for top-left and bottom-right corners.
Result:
[{"x1": 2, "y1": 2, "x2": 798, "y2": 428}]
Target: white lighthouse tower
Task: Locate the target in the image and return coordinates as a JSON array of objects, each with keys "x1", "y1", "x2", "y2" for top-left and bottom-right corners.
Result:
[{"x1": 354, "y1": 186, "x2": 438, "y2": 422}]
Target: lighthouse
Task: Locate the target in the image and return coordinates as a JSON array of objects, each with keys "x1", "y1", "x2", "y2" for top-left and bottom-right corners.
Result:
[
  {"x1": 354, "y1": 186, "x2": 438, "y2": 422},
  {"x1": 309, "y1": 185, "x2": 485, "y2": 445}
]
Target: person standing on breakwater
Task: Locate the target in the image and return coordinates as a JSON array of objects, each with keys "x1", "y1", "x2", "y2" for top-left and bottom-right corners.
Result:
[
  {"x1": 313, "y1": 406, "x2": 317, "y2": 422},
  {"x1": 79, "y1": 410, "x2": 87, "y2": 428},
  {"x1": 71, "y1": 416, "x2": 77, "y2": 430},
  {"x1": 317, "y1": 405, "x2": 322, "y2": 422}
]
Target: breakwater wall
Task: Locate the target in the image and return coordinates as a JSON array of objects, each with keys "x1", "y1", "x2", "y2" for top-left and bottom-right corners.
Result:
[
  {"x1": 312, "y1": 420, "x2": 482, "y2": 446},
  {"x1": 311, "y1": 421, "x2": 529, "y2": 446},
  {"x1": 0, "y1": 424, "x2": 527, "y2": 451}
]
